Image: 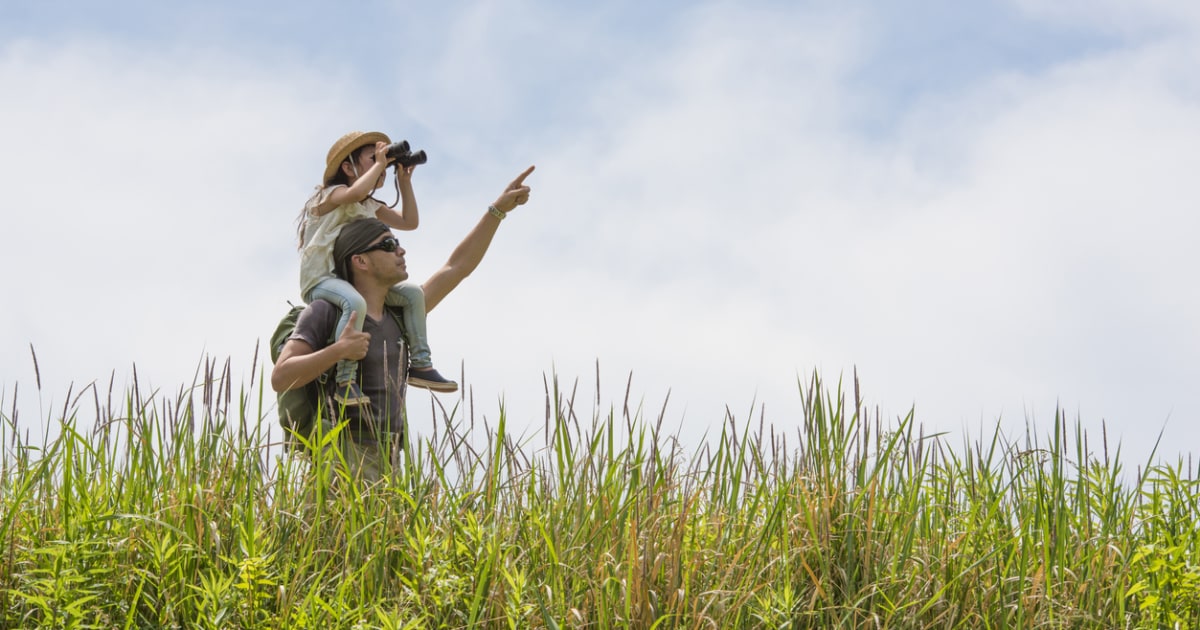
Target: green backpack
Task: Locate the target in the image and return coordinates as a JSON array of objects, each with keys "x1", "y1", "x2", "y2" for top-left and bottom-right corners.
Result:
[{"x1": 269, "y1": 303, "x2": 336, "y2": 446}]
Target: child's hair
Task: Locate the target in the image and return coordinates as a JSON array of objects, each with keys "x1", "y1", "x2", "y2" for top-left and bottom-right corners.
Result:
[{"x1": 295, "y1": 143, "x2": 375, "y2": 250}]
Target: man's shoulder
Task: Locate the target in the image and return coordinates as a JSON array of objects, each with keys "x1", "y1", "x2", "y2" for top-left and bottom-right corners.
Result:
[
  {"x1": 299, "y1": 298, "x2": 341, "y2": 323},
  {"x1": 291, "y1": 299, "x2": 341, "y2": 347},
  {"x1": 305, "y1": 298, "x2": 339, "y2": 314}
]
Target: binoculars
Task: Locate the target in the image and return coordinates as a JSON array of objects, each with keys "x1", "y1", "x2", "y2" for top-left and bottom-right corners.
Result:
[{"x1": 385, "y1": 140, "x2": 427, "y2": 168}]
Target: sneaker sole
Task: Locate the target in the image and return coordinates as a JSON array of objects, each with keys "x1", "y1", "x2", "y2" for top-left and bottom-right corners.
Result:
[{"x1": 408, "y1": 378, "x2": 459, "y2": 393}]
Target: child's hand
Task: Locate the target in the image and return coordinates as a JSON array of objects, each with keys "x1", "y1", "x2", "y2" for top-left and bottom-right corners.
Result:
[{"x1": 373, "y1": 142, "x2": 392, "y2": 169}]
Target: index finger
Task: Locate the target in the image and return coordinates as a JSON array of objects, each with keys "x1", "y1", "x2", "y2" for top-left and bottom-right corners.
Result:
[{"x1": 508, "y1": 165, "x2": 536, "y2": 188}]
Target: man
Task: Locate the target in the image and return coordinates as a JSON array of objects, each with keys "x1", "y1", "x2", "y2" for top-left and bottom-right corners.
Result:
[{"x1": 271, "y1": 166, "x2": 534, "y2": 482}]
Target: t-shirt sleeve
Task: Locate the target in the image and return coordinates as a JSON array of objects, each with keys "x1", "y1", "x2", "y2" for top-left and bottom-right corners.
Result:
[
  {"x1": 362, "y1": 196, "x2": 385, "y2": 215},
  {"x1": 305, "y1": 185, "x2": 345, "y2": 216},
  {"x1": 289, "y1": 301, "x2": 338, "y2": 350}
]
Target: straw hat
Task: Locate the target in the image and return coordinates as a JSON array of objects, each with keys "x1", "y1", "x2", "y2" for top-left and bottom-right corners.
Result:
[{"x1": 323, "y1": 131, "x2": 391, "y2": 182}]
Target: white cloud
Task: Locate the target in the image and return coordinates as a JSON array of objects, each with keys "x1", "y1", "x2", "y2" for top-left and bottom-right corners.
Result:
[
  {"x1": 2, "y1": 2, "x2": 1198, "y2": 467},
  {"x1": 448, "y1": 2, "x2": 1200, "y2": 460},
  {"x1": 0, "y1": 38, "x2": 364, "y2": 404},
  {"x1": 1012, "y1": 0, "x2": 1200, "y2": 37}
]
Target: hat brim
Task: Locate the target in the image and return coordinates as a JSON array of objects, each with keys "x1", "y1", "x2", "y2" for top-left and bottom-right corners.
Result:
[{"x1": 323, "y1": 131, "x2": 391, "y2": 183}]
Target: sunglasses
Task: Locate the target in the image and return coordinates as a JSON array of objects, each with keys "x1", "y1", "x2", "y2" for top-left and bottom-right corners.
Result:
[{"x1": 356, "y1": 236, "x2": 401, "y2": 255}]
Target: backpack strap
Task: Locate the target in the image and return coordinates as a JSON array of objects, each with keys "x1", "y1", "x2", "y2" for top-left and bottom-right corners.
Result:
[
  {"x1": 383, "y1": 305, "x2": 410, "y2": 395},
  {"x1": 316, "y1": 309, "x2": 340, "y2": 386}
]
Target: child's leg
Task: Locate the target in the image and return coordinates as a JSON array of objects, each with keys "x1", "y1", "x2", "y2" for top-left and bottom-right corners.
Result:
[
  {"x1": 307, "y1": 278, "x2": 368, "y2": 386},
  {"x1": 387, "y1": 282, "x2": 458, "y2": 393},
  {"x1": 386, "y1": 282, "x2": 432, "y2": 369}
]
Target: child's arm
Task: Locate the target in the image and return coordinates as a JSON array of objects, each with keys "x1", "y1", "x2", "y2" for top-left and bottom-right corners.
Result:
[
  {"x1": 312, "y1": 142, "x2": 391, "y2": 216},
  {"x1": 374, "y1": 165, "x2": 419, "y2": 231}
]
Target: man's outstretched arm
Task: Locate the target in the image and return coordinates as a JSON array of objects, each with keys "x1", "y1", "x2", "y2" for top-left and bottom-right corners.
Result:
[{"x1": 423, "y1": 165, "x2": 534, "y2": 313}]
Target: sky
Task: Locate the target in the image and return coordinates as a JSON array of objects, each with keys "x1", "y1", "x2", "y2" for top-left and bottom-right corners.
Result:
[{"x1": 1, "y1": 0, "x2": 1198, "y2": 466}]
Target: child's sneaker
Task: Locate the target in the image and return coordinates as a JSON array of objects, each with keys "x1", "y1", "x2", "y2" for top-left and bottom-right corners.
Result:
[
  {"x1": 334, "y1": 381, "x2": 371, "y2": 407},
  {"x1": 408, "y1": 367, "x2": 458, "y2": 393}
]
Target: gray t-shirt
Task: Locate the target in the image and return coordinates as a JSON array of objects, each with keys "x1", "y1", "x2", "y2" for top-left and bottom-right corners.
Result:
[{"x1": 289, "y1": 299, "x2": 408, "y2": 439}]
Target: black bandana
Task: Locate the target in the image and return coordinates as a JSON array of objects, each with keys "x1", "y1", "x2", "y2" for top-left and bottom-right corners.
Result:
[{"x1": 332, "y1": 218, "x2": 392, "y2": 280}]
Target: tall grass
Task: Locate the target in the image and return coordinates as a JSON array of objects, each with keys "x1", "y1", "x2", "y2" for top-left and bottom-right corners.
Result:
[{"x1": 2, "y1": 355, "x2": 1199, "y2": 628}]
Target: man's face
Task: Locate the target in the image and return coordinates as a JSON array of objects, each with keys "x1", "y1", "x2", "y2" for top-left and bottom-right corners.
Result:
[{"x1": 356, "y1": 234, "x2": 409, "y2": 285}]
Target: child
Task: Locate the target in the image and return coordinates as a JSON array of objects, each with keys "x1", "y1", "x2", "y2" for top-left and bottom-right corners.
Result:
[{"x1": 296, "y1": 130, "x2": 458, "y2": 406}]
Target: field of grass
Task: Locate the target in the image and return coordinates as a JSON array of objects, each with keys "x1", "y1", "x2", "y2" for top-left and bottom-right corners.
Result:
[{"x1": 2, "y1": 355, "x2": 1200, "y2": 629}]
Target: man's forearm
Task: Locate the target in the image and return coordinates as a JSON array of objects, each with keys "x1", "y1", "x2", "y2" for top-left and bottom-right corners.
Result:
[
  {"x1": 422, "y1": 209, "x2": 503, "y2": 313},
  {"x1": 271, "y1": 343, "x2": 343, "y2": 392},
  {"x1": 421, "y1": 165, "x2": 534, "y2": 313}
]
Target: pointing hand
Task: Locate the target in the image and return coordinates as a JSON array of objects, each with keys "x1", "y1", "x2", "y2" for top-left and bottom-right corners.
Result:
[{"x1": 492, "y1": 165, "x2": 535, "y2": 213}]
